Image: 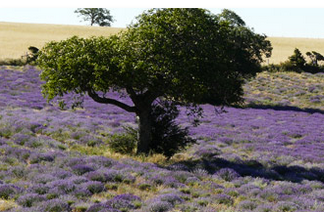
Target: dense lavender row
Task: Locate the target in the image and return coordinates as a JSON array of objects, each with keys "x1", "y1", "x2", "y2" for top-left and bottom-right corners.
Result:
[
  {"x1": 0, "y1": 66, "x2": 323, "y2": 211},
  {"x1": 244, "y1": 71, "x2": 324, "y2": 110}
]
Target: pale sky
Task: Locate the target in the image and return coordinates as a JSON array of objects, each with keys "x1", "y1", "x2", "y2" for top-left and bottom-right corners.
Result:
[{"x1": 1, "y1": 1, "x2": 324, "y2": 38}]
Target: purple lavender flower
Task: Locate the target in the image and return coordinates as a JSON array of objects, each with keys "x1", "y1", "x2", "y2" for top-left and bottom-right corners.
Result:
[
  {"x1": 213, "y1": 168, "x2": 240, "y2": 181},
  {"x1": 158, "y1": 193, "x2": 184, "y2": 205},
  {"x1": 27, "y1": 183, "x2": 50, "y2": 195},
  {"x1": 72, "y1": 187, "x2": 92, "y2": 198},
  {"x1": 17, "y1": 193, "x2": 46, "y2": 207},
  {"x1": 32, "y1": 174, "x2": 58, "y2": 184},
  {"x1": 147, "y1": 199, "x2": 173, "y2": 212},
  {"x1": 86, "y1": 203, "x2": 120, "y2": 212},
  {"x1": 38, "y1": 199, "x2": 71, "y2": 212},
  {"x1": 81, "y1": 181, "x2": 105, "y2": 194},
  {"x1": 68, "y1": 176, "x2": 89, "y2": 184},
  {"x1": 71, "y1": 164, "x2": 95, "y2": 175},
  {"x1": 52, "y1": 170, "x2": 73, "y2": 179},
  {"x1": 214, "y1": 194, "x2": 233, "y2": 206},
  {"x1": 254, "y1": 204, "x2": 273, "y2": 212},
  {"x1": 48, "y1": 179, "x2": 77, "y2": 194},
  {"x1": 86, "y1": 156, "x2": 116, "y2": 168},
  {"x1": 194, "y1": 145, "x2": 221, "y2": 159},
  {"x1": 274, "y1": 201, "x2": 300, "y2": 212},
  {"x1": 29, "y1": 152, "x2": 55, "y2": 164},
  {"x1": 237, "y1": 200, "x2": 258, "y2": 211},
  {"x1": 85, "y1": 171, "x2": 109, "y2": 183},
  {"x1": 0, "y1": 184, "x2": 21, "y2": 199},
  {"x1": 113, "y1": 193, "x2": 141, "y2": 202},
  {"x1": 105, "y1": 198, "x2": 135, "y2": 210}
]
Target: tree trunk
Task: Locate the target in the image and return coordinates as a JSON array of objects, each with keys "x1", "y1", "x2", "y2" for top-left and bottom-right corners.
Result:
[{"x1": 136, "y1": 109, "x2": 152, "y2": 155}]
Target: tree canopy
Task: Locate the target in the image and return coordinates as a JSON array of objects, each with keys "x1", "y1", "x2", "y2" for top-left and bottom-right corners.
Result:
[
  {"x1": 74, "y1": 8, "x2": 114, "y2": 26},
  {"x1": 38, "y1": 8, "x2": 272, "y2": 155}
]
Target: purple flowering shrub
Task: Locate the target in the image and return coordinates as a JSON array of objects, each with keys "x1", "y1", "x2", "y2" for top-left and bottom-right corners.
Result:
[
  {"x1": 17, "y1": 193, "x2": 46, "y2": 207},
  {"x1": 0, "y1": 67, "x2": 323, "y2": 211},
  {"x1": 71, "y1": 164, "x2": 95, "y2": 175},
  {"x1": 244, "y1": 71, "x2": 324, "y2": 109},
  {"x1": 0, "y1": 184, "x2": 21, "y2": 199},
  {"x1": 213, "y1": 168, "x2": 241, "y2": 181}
]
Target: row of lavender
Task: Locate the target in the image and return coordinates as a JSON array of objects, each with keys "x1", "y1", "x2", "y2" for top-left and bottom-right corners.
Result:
[
  {"x1": 0, "y1": 66, "x2": 323, "y2": 211},
  {"x1": 243, "y1": 71, "x2": 324, "y2": 109}
]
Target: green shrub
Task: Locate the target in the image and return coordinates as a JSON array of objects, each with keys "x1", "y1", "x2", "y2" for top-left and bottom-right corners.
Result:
[
  {"x1": 288, "y1": 48, "x2": 306, "y2": 70},
  {"x1": 149, "y1": 102, "x2": 196, "y2": 159},
  {"x1": 0, "y1": 58, "x2": 26, "y2": 66},
  {"x1": 108, "y1": 127, "x2": 137, "y2": 154},
  {"x1": 108, "y1": 102, "x2": 196, "y2": 158}
]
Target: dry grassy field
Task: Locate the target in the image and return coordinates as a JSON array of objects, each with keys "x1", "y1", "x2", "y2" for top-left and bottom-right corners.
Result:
[
  {"x1": 1, "y1": 21, "x2": 324, "y2": 63},
  {"x1": 0, "y1": 22, "x2": 123, "y2": 60},
  {"x1": 268, "y1": 37, "x2": 324, "y2": 64}
]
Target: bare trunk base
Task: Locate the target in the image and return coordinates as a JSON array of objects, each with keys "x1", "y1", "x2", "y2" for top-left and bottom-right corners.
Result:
[{"x1": 136, "y1": 109, "x2": 152, "y2": 155}]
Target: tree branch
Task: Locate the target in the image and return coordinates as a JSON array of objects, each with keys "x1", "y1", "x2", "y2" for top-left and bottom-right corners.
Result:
[{"x1": 87, "y1": 90, "x2": 137, "y2": 113}]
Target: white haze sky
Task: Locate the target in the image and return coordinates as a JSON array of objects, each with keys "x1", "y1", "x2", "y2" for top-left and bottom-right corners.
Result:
[{"x1": 1, "y1": 0, "x2": 324, "y2": 38}]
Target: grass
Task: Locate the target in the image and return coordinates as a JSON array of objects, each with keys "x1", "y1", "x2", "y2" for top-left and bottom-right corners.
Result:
[
  {"x1": 0, "y1": 199, "x2": 17, "y2": 211},
  {"x1": 69, "y1": 143, "x2": 192, "y2": 167},
  {"x1": 1, "y1": 22, "x2": 324, "y2": 63}
]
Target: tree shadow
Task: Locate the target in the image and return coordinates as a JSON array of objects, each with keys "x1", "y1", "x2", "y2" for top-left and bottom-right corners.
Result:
[
  {"x1": 165, "y1": 157, "x2": 324, "y2": 183},
  {"x1": 242, "y1": 104, "x2": 324, "y2": 115}
]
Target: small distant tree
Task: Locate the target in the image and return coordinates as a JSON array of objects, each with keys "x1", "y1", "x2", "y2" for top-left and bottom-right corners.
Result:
[
  {"x1": 306, "y1": 51, "x2": 324, "y2": 66},
  {"x1": 218, "y1": 9, "x2": 246, "y2": 27},
  {"x1": 288, "y1": 48, "x2": 306, "y2": 69},
  {"x1": 26, "y1": 46, "x2": 39, "y2": 64},
  {"x1": 75, "y1": 8, "x2": 114, "y2": 26}
]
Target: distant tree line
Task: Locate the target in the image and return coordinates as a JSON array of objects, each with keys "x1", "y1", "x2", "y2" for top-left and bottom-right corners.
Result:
[{"x1": 264, "y1": 48, "x2": 324, "y2": 73}]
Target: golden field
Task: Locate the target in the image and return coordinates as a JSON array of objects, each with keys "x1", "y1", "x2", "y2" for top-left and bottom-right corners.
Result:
[
  {"x1": 268, "y1": 37, "x2": 324, "y2": 64},
  {"x1": 1, "y1": 21, "x2": 324, "y2": 64},
  {"x1": 0, "y1": 22, "x2": 123, "y2": 60}
]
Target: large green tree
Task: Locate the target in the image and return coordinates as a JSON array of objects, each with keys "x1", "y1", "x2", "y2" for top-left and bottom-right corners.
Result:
[
  {"x1": 37, "y1": 8, "x2": 272, "y2": 155},
  {"x1": 75, "y1": 8, "x2": 114, "y2": 26}
]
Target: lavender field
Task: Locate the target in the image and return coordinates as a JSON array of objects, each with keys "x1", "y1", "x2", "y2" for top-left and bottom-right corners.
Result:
[{"x1": 0, "y1": 66, "x2": 323, "y2": 212}]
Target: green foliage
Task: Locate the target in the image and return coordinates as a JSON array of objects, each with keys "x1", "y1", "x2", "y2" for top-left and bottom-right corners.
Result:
[
  {"x1": 58, "y1": 100, "x2": 67, "y2": 110},
  {"x1": 75, "y1": 8, "x2": 114, "y2": 26},
  {"x1": 149, "y1": 102, "x2": 196, "y2": 158},
  {"x1": 306, "y1": 51, "x2": 324, "y2": 66},
  {"x1": 108, "y1": 102, "x2": 196, "y2": 158},
  {"x1": 286, "y1": 48, "x2": 306, "y2": 72},
  {"x1": 26, "y1": 46, "x2": 39, "y2": 65},
  {"x1": 108, "y1": 127, "x2": 137, "y2": 154},
  {"x1": 0, "y1": 58, "x2": 26, "y2": 66},
  {"x1": 118, "y1": 8, "x2": 272, "y2": 106},
  {"x1": 218, "y1": 9, "x2": 245, "y2": 26}
]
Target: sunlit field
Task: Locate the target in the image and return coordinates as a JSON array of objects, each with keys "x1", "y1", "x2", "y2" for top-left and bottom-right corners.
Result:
[
  {"x1": 0, "y1": 22, "x2": 123, "y2": 60},
  {"x1": 268, "y1": 37, "x2": 324, "y2": 64},
  {"x1": 1, "y1": 22, "x2": 324, "y2": 63}
]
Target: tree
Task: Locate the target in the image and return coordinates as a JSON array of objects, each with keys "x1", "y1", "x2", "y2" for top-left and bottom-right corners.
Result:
[
  {"x1": 74, "y1": 8, "x2": 114, "y2": 26},
  {"x1": 306, "y1": 51, "x2": 324, "y2": 66},
  {"x1": 218, "y1": 9, "x2": 246, "y2": 27},
  {"x1": 37, "y1": 8, "x2": 272, "y2": 155},
  {"x1": 289, "y1": 48, "x2": 306, "y2": 68}
]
